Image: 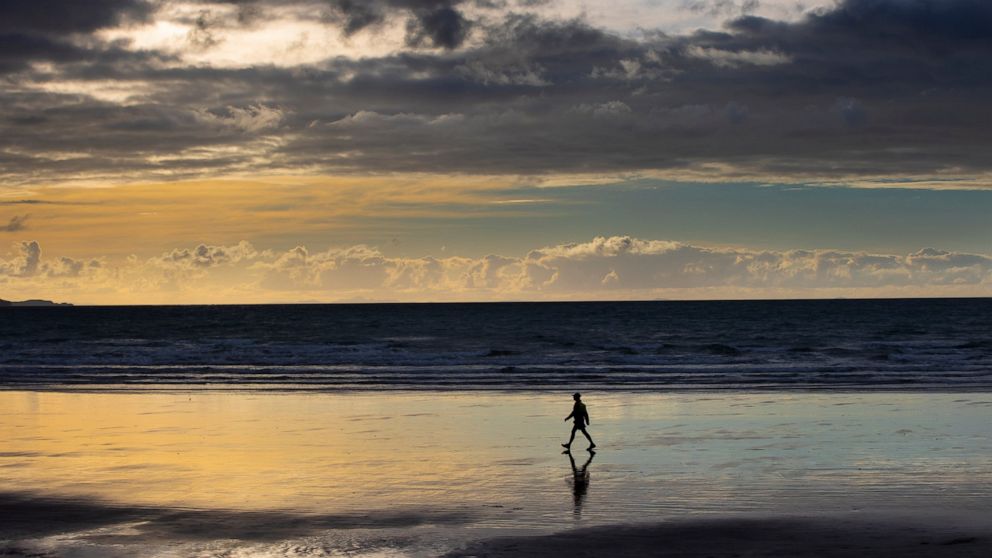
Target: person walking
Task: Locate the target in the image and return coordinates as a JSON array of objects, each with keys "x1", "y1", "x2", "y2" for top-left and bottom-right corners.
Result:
[{"x1": 562, "y1": 392, "x2": 595, "y2": 450}]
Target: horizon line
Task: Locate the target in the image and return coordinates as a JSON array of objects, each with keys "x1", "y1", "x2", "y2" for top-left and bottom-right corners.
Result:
[{"x1": 5, "y1": 295, "x2": 991, "y2": 308}]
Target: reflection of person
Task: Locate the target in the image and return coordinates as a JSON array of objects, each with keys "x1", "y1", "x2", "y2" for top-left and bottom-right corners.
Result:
[
  {"x1": 566, "y1": 447, "x2": 595, "y2": 517},
  {"x1": 562, "y1": 392, "x2": 596, "y2": 450}
]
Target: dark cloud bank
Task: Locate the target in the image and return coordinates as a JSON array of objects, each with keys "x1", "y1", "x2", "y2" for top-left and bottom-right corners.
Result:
[{"x1": 1, "y1": 0, "x2": 991, "y2": 183}]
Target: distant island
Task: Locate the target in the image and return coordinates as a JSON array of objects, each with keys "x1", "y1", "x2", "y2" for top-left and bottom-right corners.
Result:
[{"x1": 0, "y1": 299, "x2": 73, "y2": 307}]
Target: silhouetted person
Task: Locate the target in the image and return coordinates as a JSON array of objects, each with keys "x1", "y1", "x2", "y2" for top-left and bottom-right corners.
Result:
[
  {"x1": 562, "y1": 392, "x2": 595, "y2": 450},
  {"x1": 565, "y1": 447, "x2": 595, "y2": 517}
]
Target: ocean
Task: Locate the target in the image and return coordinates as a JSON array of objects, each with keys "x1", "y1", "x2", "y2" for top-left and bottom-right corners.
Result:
[{"x1": 2, "y1": 298, "x2": 991, "y2": 390}]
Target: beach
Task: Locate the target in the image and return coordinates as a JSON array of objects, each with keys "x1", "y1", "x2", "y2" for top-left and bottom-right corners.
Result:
[
  {"x1": 2, "y1": 390, "x2": 990, "y2": 556},
  {"x1": 4, "y1": 0, "x2": 992, "y2": 555}
]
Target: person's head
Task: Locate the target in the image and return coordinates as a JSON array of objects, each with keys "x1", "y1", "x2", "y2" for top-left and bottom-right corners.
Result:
[{"x1": 573, "y1": 392, "x2": 582, "y2": 401}]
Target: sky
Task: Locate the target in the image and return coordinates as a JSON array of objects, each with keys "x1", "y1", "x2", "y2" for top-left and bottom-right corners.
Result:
[{"x1": 1, "y1": 0, "x2": 991, "y2": 304}]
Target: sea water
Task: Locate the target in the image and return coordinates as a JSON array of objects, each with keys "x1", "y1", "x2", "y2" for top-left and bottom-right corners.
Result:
[{"x1": 2, "y1": 298, "x2": 991, "y2": 390}]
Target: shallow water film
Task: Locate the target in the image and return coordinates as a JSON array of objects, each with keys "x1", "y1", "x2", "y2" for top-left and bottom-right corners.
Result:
[{"x1": 2, "y1": 391, "x2": 991, "y2": 556}]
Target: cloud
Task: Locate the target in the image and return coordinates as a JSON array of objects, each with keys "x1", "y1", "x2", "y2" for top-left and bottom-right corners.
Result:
[
  {"x1": 2, "y1": 215, "x2": 28, "y2": 232},
  {"x1": 0, "y1": 240, "x2": 100, "y2": 279},
  {"x1": 573, "y1": 100, "x2": 633, "y2": 119},
  {"x1": 0, "y1": 241, "x2": 41, "y2": 277},
  {"x1": 185, "y1": 9, "x2": 224, "y2": 51},
  {"x1": 455, "y1": 59, "x2": 550, "y2": 86},
  {"x1": 684, "y1": 46, "x2": 789, "y2": 67},
  {"x1": 404, "y1": 3, "x2": 472, "y2": 49},
  {"x1": 683, "y1": 1, "x2": 762, "y2": 18},
  {"x1": 194, "y1": 104, "x2": 285, "y2": 133},
  {"x1": 151, "y1": 241, "x2": 257, "y2": 270},
  {"x1": 44, "y1": 255, "x2": 90, "y2": 277},
  {"x1": 0, "y1": 0, "x2": 152, "y2": 35},
  {"x1": 832, "y1": 96, "x2": 867, "y2": 127},
  {"x1": 327, "y1": 0, "x2": 388, "y2": 35},
  {"x1": 1, "y1": 0, "x2": 992, "y2": 183},
  {"x1": 325, "y1": 0, "x2": 474, "y2": 48},
  {"x1": 0, "y1": 0, "x2": 161, "y2": 74},
  {"x1": 0, "y1": 200, "x2": 64, "y2": 205},
  {"x1": 3, "y1": 236, "x2": 991, "y2": 303}
]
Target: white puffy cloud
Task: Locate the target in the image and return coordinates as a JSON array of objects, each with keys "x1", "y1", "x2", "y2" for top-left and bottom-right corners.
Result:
[
  {"x1": 44, "y1": 256, "x2": 87, "y2": 278},
  {"x1": 0, "y1": 241, "x2": 100, "y2": 280},
  {"x1": 2, "y1": 236, "x2": 991, "y2": 303},
  {"x1": 0, "y1": 241, "x2": 41, "y2": 277},
  {"x1": 152, "y1": 241, "x2": 258, "y2": 270}
]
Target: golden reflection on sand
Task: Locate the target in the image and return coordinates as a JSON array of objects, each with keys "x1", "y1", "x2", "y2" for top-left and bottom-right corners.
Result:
[
  {"x1": 2, "y1": 390, "x2": 992, "y2": 523},
  {"x1": 2, "y1": 391, "x2": 545, "y2": 511}
]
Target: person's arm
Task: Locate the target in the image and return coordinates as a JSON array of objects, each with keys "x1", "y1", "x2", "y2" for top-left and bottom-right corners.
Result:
[{"x1": 564, "y1": 403, "x2": 576, "y2": 421}]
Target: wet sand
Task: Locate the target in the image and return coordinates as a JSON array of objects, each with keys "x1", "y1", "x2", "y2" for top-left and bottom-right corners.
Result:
[
  {"x1": 446, "y1": 515, "x2": 992, "y2": 557},
  {"x1": 1, "y1": 390, "x2": 991, "y2": 556}
]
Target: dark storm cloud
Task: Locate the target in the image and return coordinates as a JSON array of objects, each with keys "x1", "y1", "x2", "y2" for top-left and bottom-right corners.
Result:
[
  {"x1": 273, "y1": 1, "x2": 992, "y2": 177},
  {"x1": 405, "y1": 4, "x2": 472, "y2": 49},
  {"x1": 328, "y1": 0, "x2": 389, "y2": 34},
  {"x1": 1, "y1": 0, "x2": 991, "y2": 183},
  {"x1": 326, "y1": 1, "x2": 474, "y2": 49},
  {"x1": 202, "y1": 0, "x2": 476, "y2": 48},
  {"x1": 0, "y1": 33, "x2": 88, "y2": 74},
  {"x1": 0, "y1": 0, "x2": 153, "y2": 35},
  {"x1": 0, "y1": 0, "x2": 170, "y2": 75},
  {"x1": 0, "y1": 34, "x2": 170, "y2": 75}
]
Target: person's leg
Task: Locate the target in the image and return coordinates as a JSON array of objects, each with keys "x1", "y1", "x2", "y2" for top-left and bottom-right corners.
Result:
[
  {"x1": 580, "y1": 427, "x2": 595, "y2": 448},
  {"x1": 563, "y1": 424, "x2": 578, "y2": 447}
]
